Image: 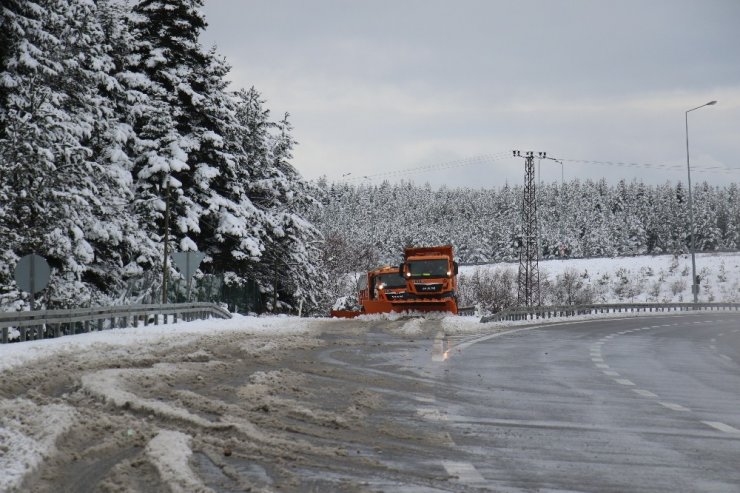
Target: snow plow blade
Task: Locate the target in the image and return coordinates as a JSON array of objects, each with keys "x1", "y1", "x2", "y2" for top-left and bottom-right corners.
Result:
[
  {"x1": 330, "y1": 309, "x2": 363, "y2": 318},
  {"x1": 389, "y1": 298, "x2": 458, "y2": 315}
]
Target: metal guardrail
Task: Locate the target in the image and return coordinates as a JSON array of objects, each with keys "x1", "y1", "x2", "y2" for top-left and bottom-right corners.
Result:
[
  {"x1": 480, "y1": 302, "x2": 740, "y2": 323},
  {"x1": 0, "y1": 302, "x2": 232, "y2": 343},
  {"x1": 457, "y1": 305, "x2": 476, "y2": 316}
]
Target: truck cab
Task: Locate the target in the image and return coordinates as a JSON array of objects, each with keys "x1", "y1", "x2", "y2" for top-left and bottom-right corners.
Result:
[
  {"x1": 371, "y1": 266, "x2": 408, "y2": 302},
  {"x1": 396, "y1": 245, "x2": 459, "y2": 313}
]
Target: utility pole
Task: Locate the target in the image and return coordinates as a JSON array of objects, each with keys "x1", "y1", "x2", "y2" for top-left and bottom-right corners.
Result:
[
  {"x1": 542, "y1": 155, "x2": 566, "y2": 255},
  {"x1": 513, "y1": 150, "x2": 542, "y2": 307},
  {"x1": 273, "y1": 258, "x2": 278, "y2": 312},
  {"x1": 685, "y1": 100, "x2": 717, "y2": 303}
]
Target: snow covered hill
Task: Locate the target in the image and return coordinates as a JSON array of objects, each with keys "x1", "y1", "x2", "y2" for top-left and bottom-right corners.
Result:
[{"x1": 461, "y1": 251, "x2": 740, "y2": 305}]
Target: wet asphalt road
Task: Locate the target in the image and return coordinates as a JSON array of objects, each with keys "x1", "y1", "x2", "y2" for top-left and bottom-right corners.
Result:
[
  {"x1": 18, "y1": 314, "x2": 740, "y2": 492},
  {"x1": 413, "y1": 314, "x2": 740, "y2": 492}
]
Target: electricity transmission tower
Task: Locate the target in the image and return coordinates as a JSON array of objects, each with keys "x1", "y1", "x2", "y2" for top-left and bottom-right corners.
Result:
[{"x1": 513, "y1": 150, "x2": 543, "y2": 307}]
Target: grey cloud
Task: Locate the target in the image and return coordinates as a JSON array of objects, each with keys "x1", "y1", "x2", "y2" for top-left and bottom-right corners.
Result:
[{"x1": 201, "y1": 0, "x2": 740, "y2": 188}]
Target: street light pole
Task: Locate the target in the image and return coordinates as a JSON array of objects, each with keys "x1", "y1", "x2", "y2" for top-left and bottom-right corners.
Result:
[{"x1": 685, "y1": 100, "x2": 717, "y2": 303}]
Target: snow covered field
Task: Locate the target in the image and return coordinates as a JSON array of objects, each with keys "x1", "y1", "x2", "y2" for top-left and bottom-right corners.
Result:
[{"x1": 461, "y1": 252, "x2": 740, "y2": 303}]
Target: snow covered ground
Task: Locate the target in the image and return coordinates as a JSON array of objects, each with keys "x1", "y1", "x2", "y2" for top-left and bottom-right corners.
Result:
[
  {"x1": 0, "y1": 315, "x2": 321, "y2": 492},
  {"x1": 0, "y1": 313, "x2": 491, "y2": 492},
  {"x1": 461, "y1": 251, "x2": 740, "y2": 303}
]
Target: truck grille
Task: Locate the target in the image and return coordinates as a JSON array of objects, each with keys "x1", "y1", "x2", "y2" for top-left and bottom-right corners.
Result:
[
  {"x1": 386, "y1": 292, "x2": 406, "y2": 300},
  {"x1": 414, "y1": 283, "x2": 443, "y2": 293}
]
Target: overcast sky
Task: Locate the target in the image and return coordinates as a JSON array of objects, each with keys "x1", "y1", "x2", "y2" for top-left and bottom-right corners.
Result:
[{"x1": 201, "y1": 0, "x2": 740, "y2": 188}]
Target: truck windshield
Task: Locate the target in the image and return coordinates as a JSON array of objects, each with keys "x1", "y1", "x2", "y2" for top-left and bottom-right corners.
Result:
[
  {"x1": 376, "y1": 273, "x2": 407, "y2": 289},
  {"x1": 407, "y1": 259, "x2": 449, "y2": 278}
]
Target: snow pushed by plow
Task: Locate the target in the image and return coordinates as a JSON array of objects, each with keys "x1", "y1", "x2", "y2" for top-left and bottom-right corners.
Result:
[
  {"x1": 1, "y1": 314, "x2": 488, "y2": 491},
  {"x1": 145, "y1": 430, "x2": 212, "y2": 493},
  {"x1": 0, "y1": 399, "x2": 77, "y2": 492}
]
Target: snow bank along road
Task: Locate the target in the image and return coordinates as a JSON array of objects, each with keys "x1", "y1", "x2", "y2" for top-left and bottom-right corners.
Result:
[{"x1": 1, "y1": 313, "x2": 739, "y2": 491}]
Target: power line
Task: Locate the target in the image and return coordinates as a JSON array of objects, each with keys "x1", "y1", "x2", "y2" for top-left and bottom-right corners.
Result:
[
  {"x1": 559, "y1": 158, "x2": 740, "y2": 175},
  {"x1": 337, "y1": 152, "x2": 511, "y2": 182},
  {"x1": 334, "y1": 152, "x2": 740, "y2": 184}
]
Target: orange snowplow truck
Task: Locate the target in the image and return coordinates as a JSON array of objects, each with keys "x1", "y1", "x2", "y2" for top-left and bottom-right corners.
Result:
[
  {"x1": 330, "y1": 266, "x2": 408, "y2": 318},
  {"x1": 394, "y1": 245, "x2": 459, "y2": 314}
]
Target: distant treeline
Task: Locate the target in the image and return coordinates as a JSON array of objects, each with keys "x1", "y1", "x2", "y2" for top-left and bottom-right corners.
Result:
[{"x1": 308, "y1": 178, "x2": 740, "y2": 265}]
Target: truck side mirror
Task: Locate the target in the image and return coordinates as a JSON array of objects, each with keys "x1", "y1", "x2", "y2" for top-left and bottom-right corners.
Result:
[
  {"x1": 453, "y1": 262, "x2": 459, "y2": 276},
  {"x1": 398, "y1": 263, "x2": 405, "y2": 276}
]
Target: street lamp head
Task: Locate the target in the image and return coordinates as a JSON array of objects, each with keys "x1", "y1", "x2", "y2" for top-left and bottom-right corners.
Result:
[{"x1": 706, "y1": 100, "x2": 717, "y2": 106}]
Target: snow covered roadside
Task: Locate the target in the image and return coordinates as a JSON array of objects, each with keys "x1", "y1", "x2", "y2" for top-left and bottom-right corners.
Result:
[
  {"x1": 0, "y1": 314, "x2": 315, "y2": 374},
  {"x1": 0, "y1": 314, "x2": 320, "y2": 492}
]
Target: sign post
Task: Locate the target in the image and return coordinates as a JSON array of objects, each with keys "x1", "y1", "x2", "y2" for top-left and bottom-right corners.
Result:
[
  {"x1": 171, "y1": 251, "x2": 205, "y2": 302},
  {"x1": 14, "y1": 253, "x2": 51, "y2": 310}
]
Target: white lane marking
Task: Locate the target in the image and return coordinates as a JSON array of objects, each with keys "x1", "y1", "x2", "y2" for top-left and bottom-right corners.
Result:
[
  {"x1": 603, "y1": 370, "x2": 620, "y2": 376},
  {"x1": 440, "y1": 432, "x2": 456, "y2": 446},
  {"x1": 659, "y1": 402, "x2": 691, "y2": 412},
  {"x1": 614, "y1": 378, "x2": 635, "y2": 386},
  {"x1": 718, "y1": 332, "x2": 724, "y2": 336},
  {"x1": 595, "y1": 363, "x2": 610, "y2": 369},
  {"x1": 441, "y1": 461, "x2": 485, "y2": 483},
  {"x1": 417, "y1": 407, "x2": 448, "y2": 421},
  {"x1": 720, "y1": 354, "x2": 733, "y2": 362},
  {"x1": 710, "y1": 338, "x2": 716, "y2": 343},
  {"x1": 702, "y1": 421, "x2": 740, "y2": 434},
  {"x1": 416, "y1": 396, "x2": 436, "y2": 403},
  {"x1": 710, "y1": 345, "x2": 717, "y2": 351},
  {"x1": 592, "y1": 357, "x2": 604, "y2": 363},
  {"x1": 633, "y1": 389, "x2": 658, "y2": 398}
]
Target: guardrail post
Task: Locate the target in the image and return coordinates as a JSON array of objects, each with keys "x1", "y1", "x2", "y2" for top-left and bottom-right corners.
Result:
[
  {"x1": 37, "y1": 325, "x2": 43, "y2": 340},
  {"x1": 20, "y1": 327, "x2": 27, "y2": 342},
  {"x1": 2, "y1": 327, "x2": 7, "y2": 344},
  {"x1": 173, "y1": 312, "x2": 178, "y2": 323}
]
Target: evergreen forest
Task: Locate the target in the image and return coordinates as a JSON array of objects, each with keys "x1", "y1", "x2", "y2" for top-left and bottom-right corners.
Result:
[
  {"x1": 1, "y1": 0, "x2": 322, "y2": 312},
  {"x1": 309, "y1": 178, "x2": 740, "y2": 267}
]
